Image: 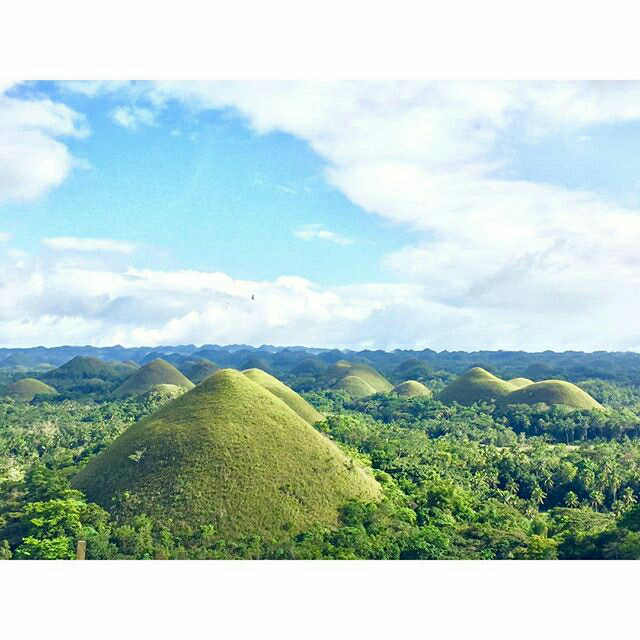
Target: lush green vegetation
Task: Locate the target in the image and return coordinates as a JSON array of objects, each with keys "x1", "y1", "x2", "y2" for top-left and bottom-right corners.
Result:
[{"x1": 3, "y1": 347, "x2": 640, "y2": 559}]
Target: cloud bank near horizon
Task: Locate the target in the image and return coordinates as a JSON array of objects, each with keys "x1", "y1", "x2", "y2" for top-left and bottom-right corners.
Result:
[{"x1": 4, "y1": 81, "x2": 640, "y2": 351}]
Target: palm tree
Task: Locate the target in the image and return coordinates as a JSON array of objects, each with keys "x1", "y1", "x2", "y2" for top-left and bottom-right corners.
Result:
[
  {"x1": 564, "y1": 491, "x2": 579, "y2": 508},
  {"x1": 531, "y1": 486, "x2": 546, "y2": 511},
  {"x1": 622, "y1": 487, "x2": 637, "y2": 512},
  {"x1": 590, "y1": 490, "x2": 605, "y2": 512}
]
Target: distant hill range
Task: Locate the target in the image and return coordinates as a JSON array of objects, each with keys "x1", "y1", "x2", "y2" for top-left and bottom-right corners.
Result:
[{"x1": 3, "y1": 344, "x2": 640, "y2": 386}]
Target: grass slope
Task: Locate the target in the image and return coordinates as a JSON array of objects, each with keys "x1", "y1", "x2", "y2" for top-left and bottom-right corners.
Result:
[
  {"x1": 242, "y1": 368, "x2": 324, "y2": 424},
  {"x1": 326, "y1": 362, "x2": 393, "y2": 393},
  {"x1": 179, "y1": 358, "x2": 219, "y2": 384},
  {"x1": 42, "y1": 356, "x2": 132, "y2": 382},
  {"x1": 291, "y1": 357, "x2": 327, "y2": 375},
  {"x1": 437, "y1": 367, "x2": 517, "y2": 406},
  {"x1": 72, "y1": 369, "x2": 381, "y2": 540},
  {"x1": 112, "y1": 359, "x2": 195, "y2": 397},
  {"x1": 8, "y1": 378, "x2": 58, "y2": 402},
  {"x1": 508, "y1": 377, "x2": 534, "y2": 389},
  {"x1": 393, "y1": 380, "x2": 432, "y2": 398},
  {"x1": 240, "y1": 357, "x2": 273, "y2": 374},
  {"x1": 333, "y1": 375, "x2": 377, "y2": 399},
  {"x1": 505, "y1": 380, "x2": 603, "y2": 410}
]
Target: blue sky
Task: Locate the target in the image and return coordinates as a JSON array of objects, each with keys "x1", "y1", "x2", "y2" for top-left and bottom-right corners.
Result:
[
  {"x1": 2, "y1": 81, "x2": 412, "y2": 284},
  {"x1": 3, "y1": 81, "x2": 640, "y2": 350}
]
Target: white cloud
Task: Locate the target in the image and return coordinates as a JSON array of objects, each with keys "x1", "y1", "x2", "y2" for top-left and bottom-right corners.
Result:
[
  {"x1": 42, "y1": 236, "x2": 136, "y2": 255},
  {"x1": 58, "y1": 81, "x2": 133, "y2": 97},
  {"x1": 0, "y1": 249, "x2": 426, "y2": 348},
  {"x1": 11, "y1": 81, "x2": 640, "y2": 350},
  {"x1": 111, "y1": 105, "x2": 156, "y2": 130},
  {"x1": 0, "y1": 232, "x2": 10, "y2": 243},
  {"x1": 2, "y1": 246, "x2": 640, "y2": 351},
  {"x1": 0, "y1": 83, "x2": 88, "y2": 203},
  {"x1": 124, "y1": 81, "x2": 640, "y2": 350},
  {"x1": 294, "y1": 224, "x2": 353, "y2": 245}
]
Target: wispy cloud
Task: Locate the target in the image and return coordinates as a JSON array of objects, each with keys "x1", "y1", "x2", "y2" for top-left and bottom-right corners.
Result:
[
  {"x1": 42, "y1": 236, "x2": 136, "y2": 255},
  {"x1": 0, "y1": 232, "x2": 10, "y2": 243},
  {"x1": 253, "y1": 175, "x2": 297, "y2": 194},
  {"x1": 111, "y1": 106, "x2": 156, "y2": 130},
  {"x1": 294, "y1": 224, "x2": 353, "y2": 246}
]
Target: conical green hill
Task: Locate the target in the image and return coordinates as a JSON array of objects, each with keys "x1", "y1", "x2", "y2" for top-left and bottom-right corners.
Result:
[
  {"x1": 239, "y1": 356, "x2": 272, "y2": 374},
  {"x1": 437, "y1": 367, "x2": 516, "y2": 406},
  {"x1": 291, "y1": 356, "x2": 327, "y2": 375},
  {"x1": 508, "y1": 377, "x2": 534, "y2": 389},
  {"x1": 505, "y1": 380, "x2": 603, "y2": 410},
  {"x1": 333, "y1": 375, "x2": 377, "y2": 399},
  {"x1": 41, "y1": 356, "x2": 133, "y2": 391},
  {"x1": 72, "y1": 369, "x2": 381, "y2": 540},
  {"x1": 326, "y1": 361, "x2": 393, "y2": 393},
  {"x1": 242, "y1": 368, "x2": 324, "y2": 424},
  {"x1": 8, "y1": 378, "x2": 58, "y2": 402},
  {"x1": 111, "y1": 358, "x2": 195, "y2": 397},
  {"x1": 179, "y1": 358, "x2": 219, "y2": 384},
  {"x1": 393, "y1": 380, "x2": 432, "y2": 398}
]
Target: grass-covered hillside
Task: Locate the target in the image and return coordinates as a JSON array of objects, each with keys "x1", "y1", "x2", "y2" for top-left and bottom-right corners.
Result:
[
  {"x1": 437, "y1": 367, "x2": 517, "y2": 406},
  {"x1": 241, "y1": 368, "x2": 323, "y2": 424},
  {"x1": 393, "y1": 380, "x2": 432, "y2": 398},
  {"x1": 332, "y1": 375, "x2": 377, "y2": 398},
  {"x1": 7, "y1": 378, "x2": 58, "y2": 402},
  {"x1": 40, "y1": 356, "x2": 135, "y2": 393},
  {"x1": 327, "y1": 362, "x2": 393, "y2": 393},
  {"x1": 437, "y1": 367, "x2": 602, "y2": 410},
  {"x1": 508, "y1": 377, "x2": 534, "y2": 388},
  {"x1": 72, "y1": 369, "x2": 380, "y2": 540},
  {"x1": 178, "y1": 358, "x2": 219, "y2": 384},
  {"x1": 112, "y1": 359, "x2": 195, "y2": 397},
  {"x1": 291, "y1": 357, "x2": 327, "y2": 375},
  {"x1": 506, "y1": 380, "x2": 603, "y2": 410}
]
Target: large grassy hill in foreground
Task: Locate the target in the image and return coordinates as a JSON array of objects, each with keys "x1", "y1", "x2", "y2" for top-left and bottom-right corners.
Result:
[
  {"x1": 72, "y1": 369, "x2": 381, "y2": 540},
  {"x1": 111, "y1": 359, "x2": 195, "y2": 397}
]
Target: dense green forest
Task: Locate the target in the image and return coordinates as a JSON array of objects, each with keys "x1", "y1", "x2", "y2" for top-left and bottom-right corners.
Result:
[{"x1": 2, "y1": 346, "x2": 640, "y2": 559}]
